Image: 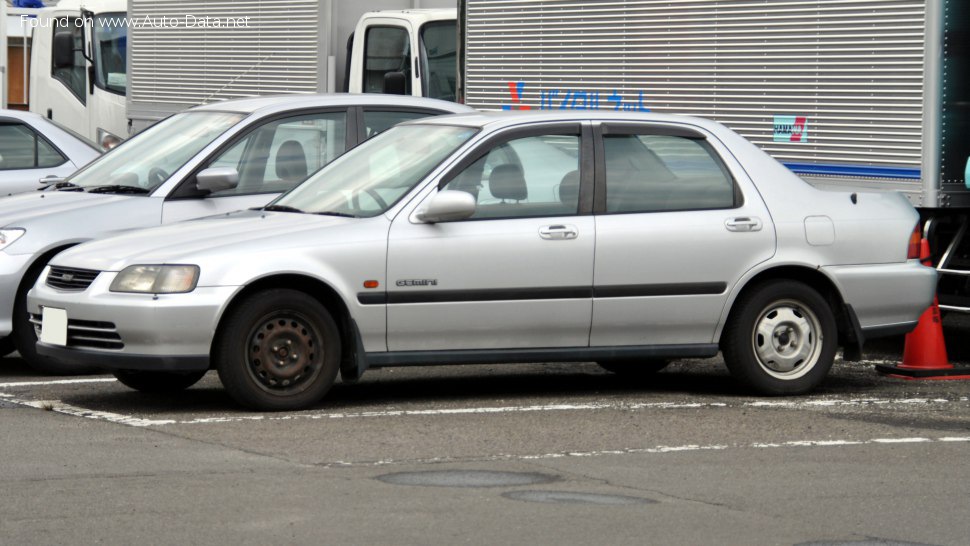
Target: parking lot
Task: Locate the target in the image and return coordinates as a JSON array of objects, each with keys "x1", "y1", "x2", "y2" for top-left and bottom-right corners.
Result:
[{"x1": 2, "y1": 329, "x2": 969, "y2": 546}]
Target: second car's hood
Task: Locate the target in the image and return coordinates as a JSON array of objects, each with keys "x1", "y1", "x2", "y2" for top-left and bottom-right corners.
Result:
[
  {"x1": 0, "y1": 190, "x2": 130, "y2": 227},
  {"x1": 51, "y1": 209, "x2": 362, "y2": 272}
]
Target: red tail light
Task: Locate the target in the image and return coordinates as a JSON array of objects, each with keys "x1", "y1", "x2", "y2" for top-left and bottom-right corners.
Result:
[{"x1": 907, "y1": 224, "x2": 922, "y2": 260}]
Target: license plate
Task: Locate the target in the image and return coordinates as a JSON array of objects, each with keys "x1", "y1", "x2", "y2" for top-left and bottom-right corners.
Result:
[{"x1": 40, "y1": 307, "x2": 68, "y2": 346}]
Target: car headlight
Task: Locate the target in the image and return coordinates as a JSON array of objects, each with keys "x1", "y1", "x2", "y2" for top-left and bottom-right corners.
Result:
[
  {"x1": 109, "y1": 265, "x2": 200, "y2": 294},
  {"x1": 0, "y1": 229, "x2": 25, "y2": 252}
]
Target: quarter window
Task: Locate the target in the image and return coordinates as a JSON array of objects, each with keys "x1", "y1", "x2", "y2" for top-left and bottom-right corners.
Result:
[
  {"x1": 603, "y1": 134, "x2": 736, "y2": 213},
  {"x1": 204, "y1": 112, "x2": 347, "y2": 196},
  {"x1": 0, "y1": 123, "x2": 67, "y2": 170},
  {"x1": 443, "y1": 133, "x2": 581, "y2": 219}
]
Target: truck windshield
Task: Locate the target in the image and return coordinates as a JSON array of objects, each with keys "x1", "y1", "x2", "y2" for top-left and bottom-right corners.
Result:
[
  {"x1": 92, "y1": 13, "x2": 128, "y2": 95},
  {"x1": 420, "y1": 21, "x2": 457, "y2": 101},
  {"x1": 68, "y1": 111, "x2": 245, "y2": 193},
  {"x1": 272, "y1": 124, "x2": 477, "y2": 218}
]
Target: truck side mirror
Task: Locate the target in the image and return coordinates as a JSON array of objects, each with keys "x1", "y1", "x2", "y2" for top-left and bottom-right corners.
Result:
[
  {"x1": 52, "y1": 31, "x2": 75, "y2": 69},
  {"x1": 383, "y1": 72, "x2": 407, "y2": 95},
  {"x1": 196, "y1": 167, "x2": 239, "y2": 194}
]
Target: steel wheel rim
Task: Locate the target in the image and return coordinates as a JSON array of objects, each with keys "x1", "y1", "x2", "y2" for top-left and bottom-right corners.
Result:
[
  {"x1": 751, "y1": 298, "x2": 823, "y2": 380},
  {"x1": 245, "y1": 310, "x2": 324, "y2": 395}
]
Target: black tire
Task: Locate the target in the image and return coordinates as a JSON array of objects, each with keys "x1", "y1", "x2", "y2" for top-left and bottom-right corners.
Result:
[
  {"x1": 598, "y1": 359, "x2": 670, "y2": 376},
  {"x1": 215, "y1": 289, "x2": 341, "y2": 411},
  {"x1": 114, "y1": 370, "x2": 207, "y2": 393},
  {"x1": 722, "y1": 280, "x2": 837, "y2": 395},
  {"x1": 0, "y1": 336, "x2": 16, "y2": 358},
  {"x1": 12, "y1": 258, "x2": 100, "y2": 375}
]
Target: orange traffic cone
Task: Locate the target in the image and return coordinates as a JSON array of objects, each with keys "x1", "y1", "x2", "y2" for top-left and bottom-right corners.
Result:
[{"x1": 876, "y1": 239, "x2": 970, "y2": 380}]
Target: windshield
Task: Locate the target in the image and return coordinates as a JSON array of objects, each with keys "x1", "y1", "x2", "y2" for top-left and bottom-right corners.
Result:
[
  {"x1": 68, "y1": 111, "x2": 245, "y2": 192},
  {"x1": 92, "y1": 13, "x2": 128, "y2": 95},
  {"x1": 273, "y1": 124, "x2": 477, "y2": 217},
  {"x1": 420, "y1": 21, "x2": 457, "y2": 101}
]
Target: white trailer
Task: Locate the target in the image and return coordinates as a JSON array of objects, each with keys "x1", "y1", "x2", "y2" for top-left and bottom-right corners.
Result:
[
  {"x1": 127, "y1": 0, "x2": 458, "y2": 133},
  {"x1": 26, "y1": 0, "x2": 128, "y2": 148},
  {"x1": 458, "y1": 0, "x2": 970, "y2": 312}
]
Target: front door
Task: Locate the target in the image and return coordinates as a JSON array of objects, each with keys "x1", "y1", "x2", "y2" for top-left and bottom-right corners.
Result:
[{"x1": 386, "y1": 124, "x2": 595, "y2": 351}]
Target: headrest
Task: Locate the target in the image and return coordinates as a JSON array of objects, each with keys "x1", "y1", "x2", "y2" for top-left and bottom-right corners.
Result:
[
  {"x1": 489, "y1": 164, "x2": 527, "y2": 201},
  {"x1": 275, "y1": 140, "x2": 308, "y2": 182},
  {"x1": 559, "y1": 170, "x2": 580, "y2": 206}
]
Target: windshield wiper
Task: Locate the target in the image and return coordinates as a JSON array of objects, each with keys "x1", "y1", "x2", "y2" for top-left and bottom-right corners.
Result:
[
  {"x1": 87, "y1": 185, "x2": 150, "y2": 195},
  {"x1": 263, "y1": 204, "x2": 306, "y2": 214},
  {"x1": 313, "y1": 211, "x2": 358, "y2": 218},
  {"x1": 48, "y1": 181, "x2": 84, "y2": 191}
]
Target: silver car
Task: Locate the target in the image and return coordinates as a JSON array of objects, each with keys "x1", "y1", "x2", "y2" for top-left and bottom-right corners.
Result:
[
  {"x1": 0, "y1": 94, "x2": 471, "y2": 372},
  {"x1": 29, "y1": 112, "x2": 936, "y2": 410},
  {"x1": 0, "y1": 109, "x2": 100, "y2": 195}
]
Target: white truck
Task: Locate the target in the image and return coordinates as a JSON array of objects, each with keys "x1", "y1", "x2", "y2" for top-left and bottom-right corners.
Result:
[
  {"x1": 7, "y1": 0, "x2": 129, "y2": 148},
  {"x1": 458, "y1": 0, "x2": 970, "y2": 312},
  {"x1": 127, "y1": 0, "x2": 458, "y2": 133}
]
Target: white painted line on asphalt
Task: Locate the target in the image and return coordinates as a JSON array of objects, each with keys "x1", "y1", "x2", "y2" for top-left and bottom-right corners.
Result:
[
  {"x1": 871, "y1": 437, "x2": 932, "y2": 444},
  {"x1": 11, "y1": 398, "x2": 175, "y2": 427},
  {"x1": 0, "y1": 378, "x2": 116, "y2": 388},
  {"x1": 940, "y1": 437, "x2": 970, "y2": 442}
]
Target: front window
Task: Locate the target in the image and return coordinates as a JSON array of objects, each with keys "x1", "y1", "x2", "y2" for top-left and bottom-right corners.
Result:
[
  {"x1": 51, "y1": 17, "x2": 86, "y2": 103},
  {"x1": 273, "y1": 124, "x2": 477, "y2": 217},
  {"x1": 0, "y1": 123, "x2": 67, "y2": 170},
  {"x1": 68, "y1": 112, "x2": 245, "y2": 193},
  {"x1": 92, "y1": 13, "x2": 128, "y2": 95},
  {"x1": 419, "y1": 21, "x2": 456, "y2": 101},
  {"x1": 363, "y1": 26, "x2": 412, "y2": 95}
]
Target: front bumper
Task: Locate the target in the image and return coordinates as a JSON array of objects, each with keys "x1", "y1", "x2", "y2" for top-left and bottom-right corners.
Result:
[
  {"x1": 823, "y1": 260, "x2": 937, "y2": 337},
  {"x1": 28, "y1": 267, "x2": 238, "y2": 371}
]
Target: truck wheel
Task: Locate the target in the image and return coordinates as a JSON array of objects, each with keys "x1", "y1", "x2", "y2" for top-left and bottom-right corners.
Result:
[
  {"x1": 114, "y1": 370, "x2": 207, "y2": 393},
  {"x1": 598, "y1": 360, "x2": 669, "y2": 376},
  {"x1": 722, "y1": 280, "x2": 837, "y2": 395},
  {"x1": 12, "y1": 259, "x2": 99, "y2": 375},
  {"x1": 215, "y1": 289, "x2": 341, "y2": 411}
]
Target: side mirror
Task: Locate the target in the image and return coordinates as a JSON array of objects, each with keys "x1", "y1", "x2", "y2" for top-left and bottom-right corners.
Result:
[
  {"x1": 39, "y1": 175, "x2": 64, "y2": 186},
  {"x1": 415, "y1": 190, "x2": 476, "y2": 223},
  {"x1": 52, "y1": 31, "x2": 75, "y2": 69},
  {"x1": 196, "y1": 167, "x2": 239, "y2": 194},
  {"x1": 382, "y1": 71, "x2": 407, "y2": 95}
]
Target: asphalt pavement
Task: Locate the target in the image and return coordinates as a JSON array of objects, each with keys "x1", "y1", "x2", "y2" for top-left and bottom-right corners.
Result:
[{"x1": 1, "y1": 330, "x2": 969, "y2": 545}]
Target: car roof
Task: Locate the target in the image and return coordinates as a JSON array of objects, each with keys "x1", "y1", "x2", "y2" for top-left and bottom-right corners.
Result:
[
  {"x1": 0, "y1": 109, "x2": 56, "y2": 125},
  {"x1": 190, "y1": 93, "x2": 473, "y2": 117},
  {"x1": 403, "y1": 110, "x2": 729, "y2": 134}
]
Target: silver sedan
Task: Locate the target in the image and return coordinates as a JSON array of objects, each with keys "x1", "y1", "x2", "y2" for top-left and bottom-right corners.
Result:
[
  {"x1": 29, "y1": 111, "x2": 936, "y2": 410},
  {"x1": 0, "y1": 109, "x2": 100, "y2": 195}
]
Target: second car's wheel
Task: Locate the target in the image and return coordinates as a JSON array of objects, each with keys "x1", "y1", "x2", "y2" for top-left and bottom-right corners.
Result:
[
  {"x1": 12, "y1": 258, "x2": 100, "y2": 375},
  {"x1": 598, "y1": 359, "x2": 670, "y2": 376},
  {"x1": 722, "y1": 280, "x2": 837, "y2": 395},
  {"x1": 215, "y1": 289, "x2": 341, "y2": 411},
  {"x1": 114, "y1": 370, "x2": 207, "y2": 393}
]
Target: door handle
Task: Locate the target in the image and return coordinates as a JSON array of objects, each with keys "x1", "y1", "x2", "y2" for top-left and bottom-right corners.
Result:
[
  {"x1": 539, "y1": 224, "x2": 578, "y2": 240},
  {"x1": 725, "y1": 217, "x2": 763, "y2": 232}
]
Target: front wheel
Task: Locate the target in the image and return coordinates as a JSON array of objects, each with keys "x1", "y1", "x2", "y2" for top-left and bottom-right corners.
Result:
[
  {"x1": 215, "y1": 289, "x2": 341, "y2": 411},
  {"x1": 722, "y1": 280, "x2": 837, "y2": 395},
  {"x1": 114, "y1": 370, "x2": 207, "y2": 393}
]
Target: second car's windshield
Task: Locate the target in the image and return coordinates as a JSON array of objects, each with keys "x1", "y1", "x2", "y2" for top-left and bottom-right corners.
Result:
[
  {"x1": 273, "y1": 124, "x2": 477, "y2": 217},
  {"x1": 69, "y1": 112, "x2": 245, "y2": 192}
]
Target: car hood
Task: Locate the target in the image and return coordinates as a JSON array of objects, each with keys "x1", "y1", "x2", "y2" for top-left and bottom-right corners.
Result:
[
  {"x1": 0, "y1": 190, "x2": 130, "y2": 228},
  {"x1": 51, "y1": 210, "x2": 358, "y2": 272}
]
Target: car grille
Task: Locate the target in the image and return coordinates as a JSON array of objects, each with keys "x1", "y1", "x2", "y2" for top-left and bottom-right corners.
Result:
[
  {"x1": 46, "y1": 266, "x2": 100, "y2": 291},
  {"x1": 30, "y1": 314, "x2": 124, "y2": 350}
]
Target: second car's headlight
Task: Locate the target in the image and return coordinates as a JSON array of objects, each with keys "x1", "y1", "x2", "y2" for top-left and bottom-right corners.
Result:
[
  {"x1": 0, "y1": 229, "x2": 25, "y2": 252},
  {"x1": 110, "y1": 265, "x2": 200, "y2": 294}
]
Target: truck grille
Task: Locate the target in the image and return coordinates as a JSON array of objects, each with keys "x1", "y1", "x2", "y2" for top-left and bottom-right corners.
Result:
[
  {"x1": 46, "y1": 267, "x2": 100, "y2": 291},
  {"x1": 30, "y1": 314, "x2": 124, "y2": 350}
]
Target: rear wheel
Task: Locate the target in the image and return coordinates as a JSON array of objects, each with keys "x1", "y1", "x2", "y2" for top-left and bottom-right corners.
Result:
[
  {"x1": 598, "y1": 359, "x2": 670, "y2": 376},
  {"x1": 722, "y1": 280, "x2": 836, "y2": 395},
  {"x1": 114, "y1": 370, "x2": 207, "y2": 393},
  {"x1": 215, "y1": 289, "x2": 341, "y2": 411}
]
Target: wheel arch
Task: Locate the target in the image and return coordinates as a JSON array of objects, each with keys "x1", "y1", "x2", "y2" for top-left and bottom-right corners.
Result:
[
  {"x1": 716, "y1": 264, "x2": 860, "y2": 357},
  {"x1": 211, "y1": 273, "x2": 363, "y2": 380}
]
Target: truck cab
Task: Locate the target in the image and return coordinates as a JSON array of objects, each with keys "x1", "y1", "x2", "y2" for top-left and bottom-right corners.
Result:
[
  {"x1": 28, "y1": 0, "x2": 127, "y2": 149},
  {"x1": 347, "y1": 9, "x2": 457, "y2": 101}
]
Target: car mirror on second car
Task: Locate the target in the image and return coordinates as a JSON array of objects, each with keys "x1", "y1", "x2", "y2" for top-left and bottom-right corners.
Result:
[
  {"x1": 415, "y1": 190, "x2": 476, "y2": 224},
  {"x1": 196, "y1": 167, "x2": 240, "y2": 194}
]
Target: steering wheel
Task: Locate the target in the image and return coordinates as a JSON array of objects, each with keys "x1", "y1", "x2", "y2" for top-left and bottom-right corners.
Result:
[
  {"x1": 148, "y1": 167, "x2": 170, "y2": 187},
  {"x1": 351, "y1": 189, "x2": 388, "y2": 211}
]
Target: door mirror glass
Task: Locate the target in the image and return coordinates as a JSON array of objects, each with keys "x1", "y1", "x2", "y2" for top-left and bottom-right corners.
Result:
[
  {"x1": 52, "y1": 31, "x2": 76, "y2": 69},
  {"x1": 196, "y1": 167, "x2": 240, "y2": 194},
  {"x1": 416, "y1": 190, "x2": 477, "y2": 223}
]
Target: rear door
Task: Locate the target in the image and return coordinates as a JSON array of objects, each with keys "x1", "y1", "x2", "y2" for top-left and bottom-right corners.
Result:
[{"x1": 590, "y1": 122, "x2": 776, "y2": 347}]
